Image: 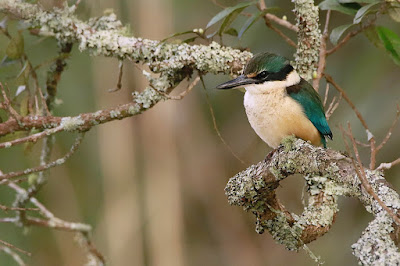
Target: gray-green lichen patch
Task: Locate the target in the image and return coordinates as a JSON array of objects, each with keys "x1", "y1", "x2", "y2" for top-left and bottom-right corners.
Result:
[
  {"x1": 292, "y1": 0, "x2": 321, "y2": 80},
  {"x1": 352, "y1": 212, "x2": 400, "y2": 265},
  {"x1": 1, "y1": 0, "x2": 252, "y2": 76},
  {"x1": 225, "y1": 162, "x2": 267, "y2": 213},
  {"x1": 281, "y1": 135, "x2": 297, "y2": 152},
  {"x1": 263, "y1": 214, "x2": 304, "y2": 251},
  {"x1": 132, "y1": 87, "x2": 165, "y2": 109},
  {"x1": 296, "y1": 200, "x2": 337, "y2": 228},
  {"x1": 60, "y1": 116, "x2": 85, "y2": 131}
]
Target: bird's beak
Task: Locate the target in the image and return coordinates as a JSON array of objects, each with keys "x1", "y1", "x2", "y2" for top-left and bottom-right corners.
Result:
[{"x1": 216, "y1": 75, "x2": 254, "y2": 90}]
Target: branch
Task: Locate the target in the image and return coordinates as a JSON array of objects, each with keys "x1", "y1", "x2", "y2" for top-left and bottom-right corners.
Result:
[
  {"x1": 0, "y1": 0, "x2": 250, "y2": 75},
  {"x1": 225, "y1": 137, "x2": 400, "y2": 264},
  {"x1": 258, "y1": 0, "x2": 298, "y2": 32},
  {"x1": 325, "y1": 74, "x2": 379, "y2": 169},
  {"x1": 327, "y1": 17, "x2": 377, "y2": 55},
  {"x1": 313, "y1": 10, "x2": 331, "y2": 91},
  {"x1": 0, "y1": 133, "x2": 84, "y2": 180},
  {"x1": 0, "y1": 0, "x2": 251, "y2": 141},
  {"x1": 258, "y1": 0, "x2": 297, "y2": 48},
  {"x1": 292, "y1": 0, "x2": 321, "y2": 80}
]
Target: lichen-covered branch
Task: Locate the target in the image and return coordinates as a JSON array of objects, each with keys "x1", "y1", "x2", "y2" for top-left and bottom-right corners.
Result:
[
  {"x1": 0, "y1": 0, "x2": 250, "y2": 75},
  {"x1": 225, "y1": 137, "x2": 400, "y2": 264},
  {"x1": 0, "y1": 0, "x2": 251, "y2": 141},
  {"x1": 292, "y1": 0, "x2": 321, "y2": 80}
]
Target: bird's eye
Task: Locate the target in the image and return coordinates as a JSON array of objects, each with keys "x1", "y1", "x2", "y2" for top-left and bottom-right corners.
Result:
[{"x1": 257, "y1": 71, "x2": 268, "y2": 79}]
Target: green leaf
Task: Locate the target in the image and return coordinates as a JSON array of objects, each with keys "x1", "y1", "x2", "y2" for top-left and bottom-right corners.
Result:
[
  {"x1": 364, "y1": 26, "x2": 382, "y2": 48},
  {"x1": 206, "y1": 1, "x2": 257, "y2": 29},
  {"x1": 6, "y1": 32, "x2": 24, "y2": 59},
  {"x1": 376, "y1": 26, "x2": 400, "y2": 65},
  {"x1": 238, "y1": 9, "x2": 270, "y2": 39},
  {"x1": 224, "y1": 28, "x2": 238, "y2": 36},
  {"x1": 353, "y1": 2, "x2": 379, "y2": 24},
  {"x1": 161, "y1": 30, "x2": 194, "y2": 43},
  {"x1": 330, "y1": 24, "x2": 354, "y2": 45},
  {"x1": 338, "y1": 0, "x2": 379, "y2": 3},
  {"x1": 206, "y1": 30, "x2": 218, "y2": 39},
  {"x1": 319, "y1": 0, "x2": 360, "y2": 15},
  {"x1": 183, "y1": 37, "x2": 197, "y2": 43},
  {"x1": 0, "y1": 55, "x2": 19, "y2": 67},
  {"x1": 388, "y1": 3, "x2": 400, "y2": 22},
  {"x1": 218, "y1": 7, "x2": 246, "y2": 36}
]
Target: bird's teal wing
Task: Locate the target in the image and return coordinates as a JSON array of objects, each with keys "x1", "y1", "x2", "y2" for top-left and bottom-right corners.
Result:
[{"x1": 286, "y1": 79, "x2": 332, "y2": 147}]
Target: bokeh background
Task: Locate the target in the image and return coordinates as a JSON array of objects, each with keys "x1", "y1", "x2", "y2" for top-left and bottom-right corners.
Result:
[{"x1": 0, "y1": 0, "x2": 399, "y2": 265}]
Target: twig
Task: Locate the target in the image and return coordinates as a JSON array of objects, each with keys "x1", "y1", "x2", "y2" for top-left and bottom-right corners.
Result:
[
  {"x1": 79, "y1": 232, "x2": 106, "y2": 265},
  {"x1": 376, "y1": 104, "x2": 400, "y2": 152},
  {"x1": 109, "y1": 60, "x2": 124, "y2": 92},
  {"x1": 8, "y1": 182, "x2": 92, "y2": 232},
  {"x1": 0, "y1": 133, "x2": 84, "y2": 180},
  {"x1": 346, "y1": 123, "x2": 400, "y2": 226},
  {"x1": 0, "y1": 83, "x2": 21, "y2": 121},
  {"x1": 324, "y1": 74, "x2": 368, "y2": 129},
  {"x1": 258, "y1": 0, "x2": 297, "y2": 48},
  {"x1": 160, "y1": 76, "x2": 200, "y2": 100},
  {"x1": 22, "y1": 55, "x2": 50, "y2": 116},
  {"x1": 323, "y1": 83, "x2": 329, "y2": 107},
  {"x1": 0, "y1": 247, "x2": 26, "y2": 266},
  {"x1": 258, "y1": 0, "x2": 298, "y2": 32},
  {"x1": 0, "y1": 239, "x2": 31, "y2": 256},
  {"x1": 0, "y1": 125, "x2": 63, "y2": 149},
  {"x1": 45, "y1": 43, "x2": 72, "y2": 110},
  {"x1": 325, "y1": 92, "x2": 342, "y2": 120},
  {"x1": 0, "y1": 217, "x2": 18, "y2": 223},
  {"x1": 74, "y1": 0, "x2": 82, "y2": 8},
  {"x1": 324, "y1": 73, "x2": 368, "y2": 130},
  {"x1": 327, "y1": 17, "x2": 377, "y2": 55},
  {"x1": 377, "y1": 158, "x2": 400, "y2": 170},
  {"x1": 200, "y1": 76, "x2": 246, "y2": 165},
  {"x1": 7, "y1": 182, "x2": 104, "y2": 263},
  {"x1": 0, "y1": 204, "x2": 39, "y2": 212},
  {"x1": 313, "y1": 10, "x2": 331, "y2": 91},
  {"x1": 325, "y1": 73, "x2": 378, "y2": 168},
  {"x1": 339, "y1": 125, "x2": 370, "y2": 147}
]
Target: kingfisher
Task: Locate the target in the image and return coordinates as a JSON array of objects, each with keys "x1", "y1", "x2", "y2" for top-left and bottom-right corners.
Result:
[{"x1": 216, "y1": 52, "x2": 332, "y2": 148}]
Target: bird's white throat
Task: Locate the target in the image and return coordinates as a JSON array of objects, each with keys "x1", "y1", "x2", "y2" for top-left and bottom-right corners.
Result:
[{"x1": 243, "y1": 70, "x2": 300, "y2": 94}]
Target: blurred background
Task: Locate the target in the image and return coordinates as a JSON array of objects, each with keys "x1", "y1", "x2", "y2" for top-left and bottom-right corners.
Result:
[{"x1": 0, "y1": 0, "x2": 399, "y2": 265}]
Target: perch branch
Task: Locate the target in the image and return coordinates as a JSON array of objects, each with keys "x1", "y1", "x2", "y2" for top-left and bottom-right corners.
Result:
[{"x1": 225, "y1": 137, "x2": 400, "y2": 264}]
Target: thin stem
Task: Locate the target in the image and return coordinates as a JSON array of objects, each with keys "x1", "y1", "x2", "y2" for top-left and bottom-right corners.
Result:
[
  {"x1": 200, "y1": 76, "x2": 246, "y2": 165},
  {"x1": 0, "y1": 134, "x2": 84, "y2": 180},
  {"x1": 346, "y1": 123, "x2": 400, "y2": 225},
  {"x1": 313, "y1": 10, "x2": 331, "y2": 91},
  {"x1": 258, "y1": 0, "x2": 297, "y2": 48}
]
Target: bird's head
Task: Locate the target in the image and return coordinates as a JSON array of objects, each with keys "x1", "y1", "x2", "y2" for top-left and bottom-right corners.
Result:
[{"x1": 216, "y1": 52, "x2": 300, "y2": 93}]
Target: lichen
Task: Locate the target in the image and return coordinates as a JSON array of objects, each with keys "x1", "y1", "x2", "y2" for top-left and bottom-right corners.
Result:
[
  {"x1": 109, "y1": 110, "x2": 121, "y2": 119},
  {"x1": 281, "y1": 135, "x2": 297, "y2": 152},
  {"x1": 60, "y1": 116, "x2": 85, "y2": 131},
  {"x1": 4, "y1": 142, "x2": 12, "y2": 148},
  {"x1": 292, "y1": 0, "x2": 321, "y2": 80},
  {"x1": 0, "y1": 0, "x2": 252, "y2": 76},
  {"x1": 352, "y1": 212, "x2": 400, "y2": 265},
  {"x1": 132, "y1": 87, "x2": 164, "y2": 109},
  {"x1": 263, "y1": 214, "x2": 303, "y2": 251}
]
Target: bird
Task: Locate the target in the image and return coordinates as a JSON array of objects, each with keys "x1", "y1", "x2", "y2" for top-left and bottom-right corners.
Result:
[{"x1": 216, "y1": 52, "x2": 332, "y2": 149}]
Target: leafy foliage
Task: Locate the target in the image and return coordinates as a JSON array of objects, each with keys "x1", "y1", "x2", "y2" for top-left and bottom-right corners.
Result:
[
  {"x1": 320, "y1": 0, "x2": 400, "y2": 66},
  {"x1": 376, "y1": 26, "x2": 400, "y2": 65}
]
